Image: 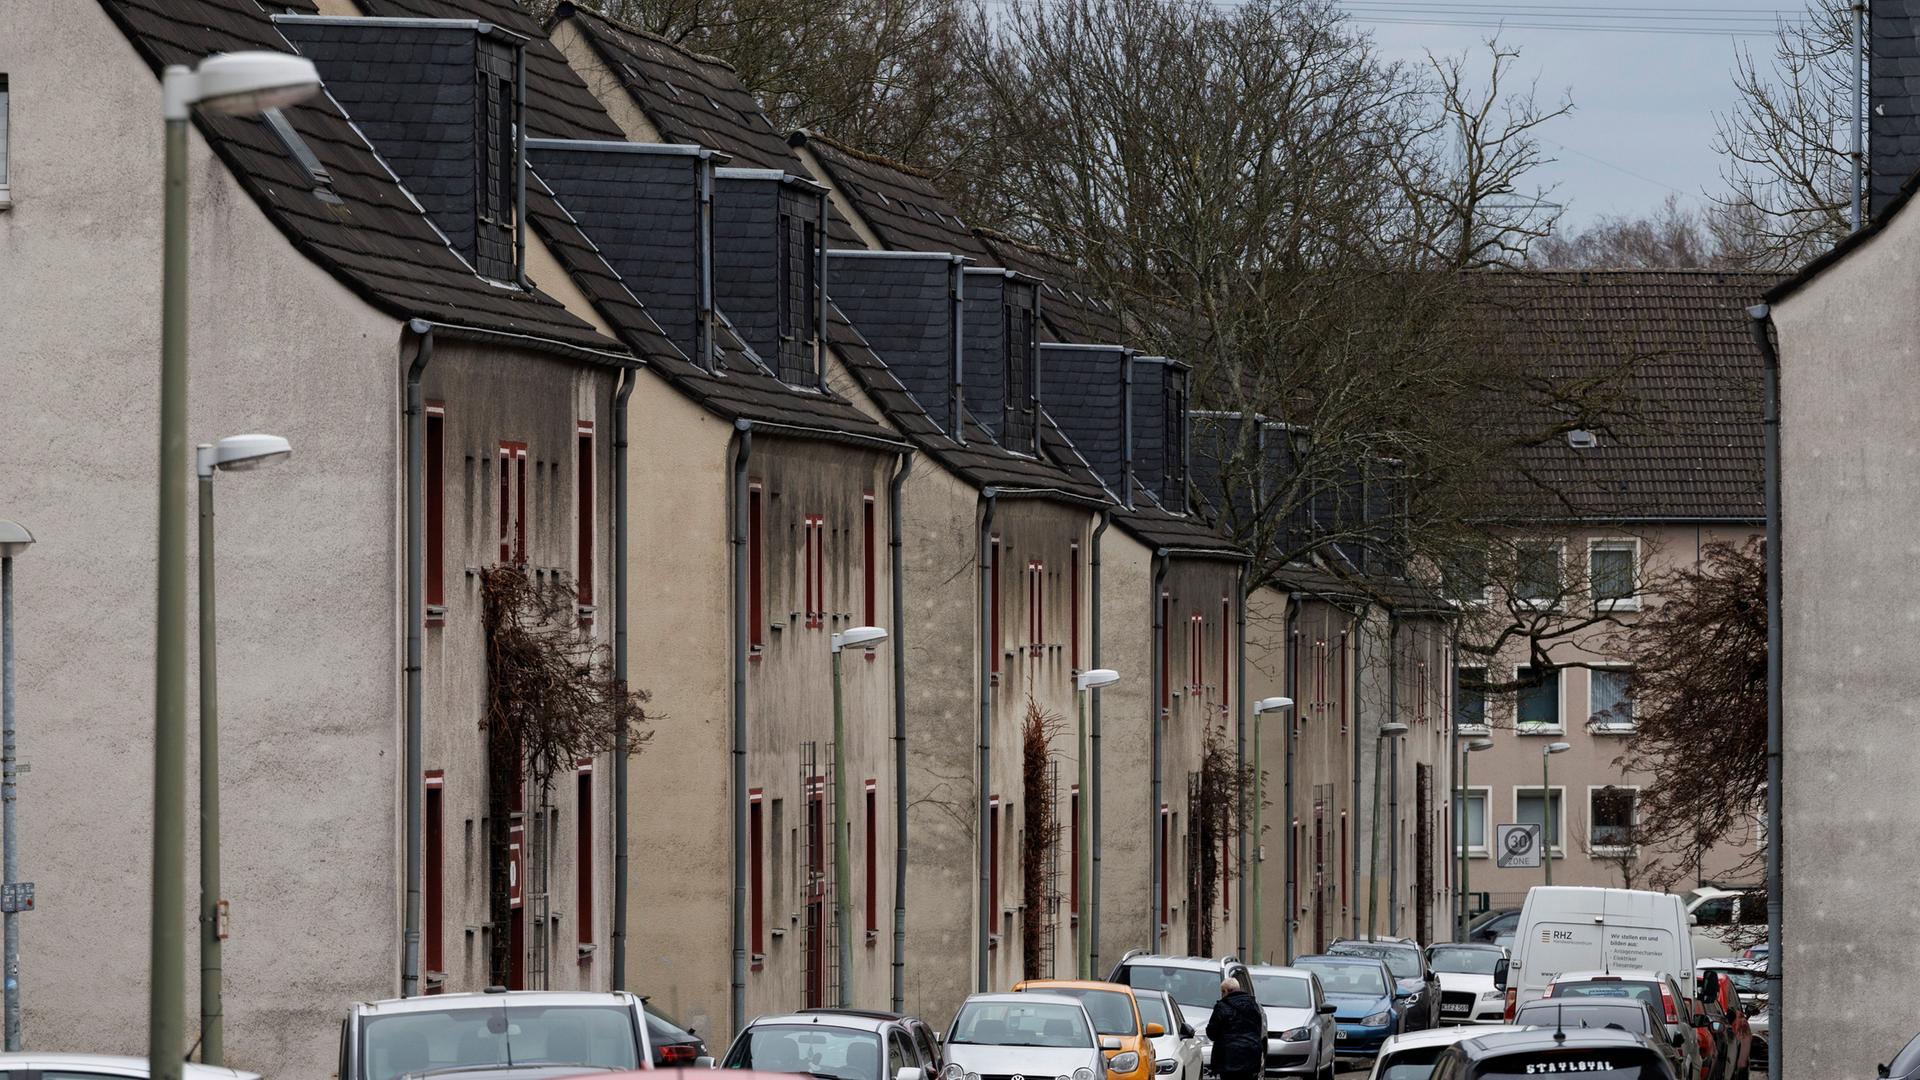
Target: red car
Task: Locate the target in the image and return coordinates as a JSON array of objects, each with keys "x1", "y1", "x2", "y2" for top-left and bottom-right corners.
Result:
[{"x1": 1696, "y1": 969, "x2": 1753, "y2": 1080}]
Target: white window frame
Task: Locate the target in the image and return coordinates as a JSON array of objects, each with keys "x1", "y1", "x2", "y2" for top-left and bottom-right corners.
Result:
[
  {"x1": 1586, "y1": 664, "x2": 1637, "y2": 735},
  {"x1": 1513, "y1": 663, "x2": 1565, "y2": 734},
  {"x1": 1513, "y1": 785, "x2": 1567, "y2": 856},
  {"x1": 1512, "y1": 540, "x2": 1566, "y2": 611},
  {"x1": 1586, "y1": 783, "x2": 1640, "y2": 856},
  {"x1": 1588, "y1": 538, "x2": 1641, "y2": 613},
  {"x1": 1455, "y1": 666, "x2": 1490, "y2": 734},
  {"x1": 1456, "y1": 785, "x2": 1492, "y2": 857}
]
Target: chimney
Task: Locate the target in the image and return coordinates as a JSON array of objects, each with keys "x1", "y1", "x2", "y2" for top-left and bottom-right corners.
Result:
[
  {"x1": 1872, "y1": 1, "x2": 1920, "y2": 217},
  {"x1": 711, "y1": 167, "x2": 830, "y2": 388},
  {"x1": 961, "y1": 270, "x2": 1042, "y2": 454},
  {"x1": 1040, "y1": 344, "x2": 1133, "y2": 500},
  {"x1": 829, "y1": 251, "x2": 966, "y2": 441},
  {"x1": 527, "y1": 140, "x2": 721, "y2": 371},
  {"x1": 276, "y1": 15, "x2": 527, "y2": 285},
  {"x1": 1130, "y1": 356, "x2": 1191, "y2": 511}
]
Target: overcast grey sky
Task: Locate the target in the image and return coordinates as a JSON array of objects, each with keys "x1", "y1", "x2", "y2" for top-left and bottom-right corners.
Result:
[{"x1": 1344, "y1": 0, "x2": 1807, "y2": 230}]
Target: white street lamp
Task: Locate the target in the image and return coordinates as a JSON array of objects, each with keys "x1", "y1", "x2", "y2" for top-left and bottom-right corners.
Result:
[
  {"x1": 1252, "y1": 696, "x2": 1293, "y2": 961},
  {"x1": 1076, "y1": 668, "x2": 1119, "y2": 692},
  {"x1": 829, "y1": 624, "x2": 887, "y2": 1005},
  {"x1": 0, "y1": 521, "x2": 31, "y2": 1050},
  {"x1": 1542, "y1": 741, "x2": 1571, "y2": 886},
  {"x1": 1458, "y1": 737, "x2": 1495, "y2": 937},
  {"x1": 831, "y1": 626, "x2": 889, "y2": 653},
  {"x1": 1074, "y1": 667, "x2": 1121, "y2": 975},
  {"x1": 162, "y1": 52, "x2": 322, "y2": 121}
]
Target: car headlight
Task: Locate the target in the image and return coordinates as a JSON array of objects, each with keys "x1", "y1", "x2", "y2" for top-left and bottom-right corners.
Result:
[
  {"x1": 1109, "y1": 1052, "x2": 1140, "y2": 1074},
  {"x1": 1481, "y1": 990, "x2": 1507, "y2": 1001},
  {"x1": 1361, "y1": 1011, "x2": 1392, "y2": 1027},
  {"x1": 1403, "y1": 992, "x2": 1421, "y2": 1006},
  {"x1": 1278, "y1": 1027, "x2": 1311, "y2": 1042},
  {"x1": 1075, "y1": 1070, "x2": 1096, "y2": 1080},
  {"x1": 1057, "y1": 1074, "x2": 1073, "y2": 1080},
  {"x1": 1155, "y1": 1060, "x2": 1177, "y2": 1075},
  {"x1": 942, "y1": 1066, "x2": 965, "y2": 1080}
]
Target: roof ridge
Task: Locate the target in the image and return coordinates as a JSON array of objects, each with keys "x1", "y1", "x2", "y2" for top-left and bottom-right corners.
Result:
[
  {"x1": 554, "y1": 1, "x2": 741, "y2": 74},
  {"x1": 791, "y1": 128, "x2": 937, "y2": 182},
  {"x1": 1476, "y1": 267, "x2": 1779, "y2": 281}
]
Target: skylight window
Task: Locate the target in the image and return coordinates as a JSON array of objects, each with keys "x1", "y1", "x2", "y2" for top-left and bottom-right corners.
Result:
[{"x1": 263, "y1": 107, "x2": 333, "y2": 190}]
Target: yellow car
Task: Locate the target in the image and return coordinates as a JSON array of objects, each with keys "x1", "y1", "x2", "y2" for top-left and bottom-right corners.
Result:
[{"x1": 1013, "y1": 979, "x2": 1161, "y2": 1080}]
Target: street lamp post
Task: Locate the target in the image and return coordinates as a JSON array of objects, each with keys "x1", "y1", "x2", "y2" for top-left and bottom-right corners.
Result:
[
  {"x1": 1367, "y1": 721, "x2": 1409, "y2": 941},
  {"x1": 1457, "y1": 737, "x2": 1493, "y2": 940},
  {"x1": 1252, "y1": 697, "x2": 1292, "y2": 963},
  {"x1": 156, "y1": 53, "x2": 318, "y2": 1080},
  {"x1": 830, "y1": 626, "x2": 887, "y2": 1007},
  {"x1": 1075, "y1": 669, "x2": 1119, "y2": 978},
  {"x1": 0, "y1": 522, "x2": 34, "y2": 1052},
  {"x1": 1541, "y1": 742, "x2": 1571, "y2": 887},
  {"x1": 195, "y1": 435, "x2": 291, "y2": 1064}
]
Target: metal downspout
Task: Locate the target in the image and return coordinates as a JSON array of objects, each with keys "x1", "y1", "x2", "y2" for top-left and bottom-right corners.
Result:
[
  {"x1": 1234, "y1": 567, "x2": 1249, "y2": 956},
  {"x1": 976, "y1": 491, "x2": 998, "y2": 992},
  {"x1": 1448, "y1": 621, "x2": 1462, "y2": 942},
  {"x1": 889, "y1": 453, "x2": 913, "y2": 1013},
  {"x1": 1385, "y1": 613, "x2": 1400, "y2": 937},
  {"x1": 1150, "y1": 551, "x2": 1168, "y2": 950},
  {"x1": 402, "y1": 319, "x2": 433, "y2": 998},
  {"x1": 612, "y1": 370, "x2": 634, "y2": 989},
  {"x1": 730, "y1": 422, "x2": 754, "y2": 1031},
  {"x1": 1748, "y1": 305, "x2": 1784, "y2": 1080},
  {"x1": 1350, "y1": 607, "x2": 1367, "y2": 940},
  {"x1": 1088, "y1": 512, "x2": 1110, "y2": 974},
  {"x1": 1281, "y1": 592, "x2": 1301, "y2": 964}
]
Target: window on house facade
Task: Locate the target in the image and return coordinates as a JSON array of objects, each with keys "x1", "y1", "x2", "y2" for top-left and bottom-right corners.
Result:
[
  {"x1": 426, "y1": 404, "x2": 445, "y2": 618},
  {"x1": 1221, "y1": 597, "x2": 1232, "y2": 714},
  {"x1": 1454, "y1": 787, "x2": 1489, "y2": 853},
  {"x1": 1590, "y1": 786, "x2": 1637, "y2": 850},
  {"x1": 750, "y1": 790, "x2": 765, "y2": 959},
  {"x1": 1339, "y1": 810, "x2": 1348, "y2": 906},
  {"x1": 1003, "y1": 302, "x2": 1037, "y2": 453},
  {"x1": 1516, "y1": 666, "x2": 1561, "y2": 731},
  {"x1": 804, "y1": 514, "x2": 825, "y2": 629},
  {"x1": 0, "y1": 74, "x2": 11, "y2": 206},
  {"x1": 1070, "y1": 786, "x2": 1081, "y2": 915},
  {"x1": 1590, "y1": 668, "x2": 1635, "y2": 732},
  {"x1": 1514, "y1": 541, "x2": 1564, "y2": 606},
  {"x1": 865, "y1": 781, "x2": 878, "y2": 934},
  {"x1": 1027, "y1": 560, "x2": 1045, "y2": 654},
  {"x1": 1159, "y1": 805, "x2": 1170, "y2": 929},
  {"x1": 1189, "y1": 611, "x2": 1205, "y2": 692},
  {"x1": 1456, "y1": 666, "x2": 1488, "y2": 731},
  {"x1": 989, "y1": 797, "x2": 1001, "y2": 927},
  {"x1": 498, "y1": 442, "x2": 528, "y2": 565},
  {"x1": 863, "y1": 494, "x2": 877, "y2": 627},
  {"x1": 748, "y1": 485, "x2": 765, "y2": 651},
  {"x1": 577, "y1": 423, "x2": 593, "y2": 615},
  {"x1": 1515, "y1": 787, "x2": 1565, "y2": 852},
  {"x1": 473, "y1": 44, "x2": 519, "y2": 282},
  {"x1": 425, "y1": 771, "x2": 445, "y2": 991},
  {"x1": 1590, "y1": 541, "x2": 1639, "y2": 609},
  {"x1": 990, "y1": 537, "x2": 1003, "y2": 675},
  {"x1": 576, "y1": 763, "x2": 593, "y2": 944},
  {"x1": 1164, "y1": 374, "x2": 1188, "y2": 505},
  {"x1": 778, "y1": 212, "x2": 792, "y2": 338},
  {"x1": 1070, "y1": 543, "x2": 1081, "y2": 670},
  {"x1": 1446, "y1": 547, "x2": 1490, "y2": 604},
  {"x1": 1159, "y1": 592, "x2": 1172, "y2": 713}
]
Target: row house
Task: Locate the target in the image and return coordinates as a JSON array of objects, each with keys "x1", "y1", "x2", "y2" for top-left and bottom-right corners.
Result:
[{"x1": 3, "y1": 0, "x2": 655, "y2": 1073}]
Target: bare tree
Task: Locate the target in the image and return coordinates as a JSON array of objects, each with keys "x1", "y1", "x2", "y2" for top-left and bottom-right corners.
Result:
[{"x1": 1532, "y1": 195, "x2": 1726, "y2": 269}]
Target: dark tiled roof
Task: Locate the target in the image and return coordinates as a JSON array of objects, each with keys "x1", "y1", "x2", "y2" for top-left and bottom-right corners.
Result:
[
  {"x1": 976, "y1": 229, "x2": 1127, "y2": 345},
  {"x1": 1111, "y1": 478, "x2": 1246, "y2": 559},
  {"x1": 355, "y1": 0, "x2": 625, "y2": 140},
  {"x1": 554, "y1": 3, "x2": 797, "y2": 170},
  {"x1": 1469, "y1": 270, "x2": 1770, "y2": 521},
  {"x1": 793, "y1": 131, "x2": 996, "y2": 260},
  {"x1": 96, "y1": 0, "x2": 624, "y2": 355},
  {"x1": 1040, "y1": 344, "x2": 1130, "y2": 496},
  {"x1": 828, "y1": 252, "x2": 962, "y2": 433}
]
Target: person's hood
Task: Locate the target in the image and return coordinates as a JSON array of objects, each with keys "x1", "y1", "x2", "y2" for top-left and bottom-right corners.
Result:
[
  {"x1": 1322, "y1": 992, "x2": 1392, "y2": 1020},
  {"x1": 947, "y1": 1044, "x2": 1105, "y2": 1076},
  {"x1": 1257, "y1": 1005, "x2": 1315, "y2": 1034},
  {"x1": 1435, "y1": 972, "x2": 1497, "y2": 996}
]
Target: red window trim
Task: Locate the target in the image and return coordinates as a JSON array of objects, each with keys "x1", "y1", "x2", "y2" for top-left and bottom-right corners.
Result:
[
  {"x1": 1028, "y1": 560, "x2": 1045, "y2": 656},
  {"x1": 498, "y1": 441, "x2": 528, "y2": 565},
  {"x1": 1070, "y1": 542, "x2": 1081, "y2": 670},
  {"x1": 425, "y1": 770, "x2": 445, "y2": 992},
  {"x1": 988, "y1": 796, "x2": 1002, "y2": 935},
  {"x1": 1159, "y1": 803, "x2": 1170, "y2": 929},
  {"x1": 425, "y1": 404, "x2": 445, "y2": 622},
  {"x1": 576, "y1": 763, "x2": 594, "y2": 945},
  {"x1": 863, "y1": 494, "x2": 877, "y2": 629},
  {"x1": 865, "y1": 779, "x2": 878, "y2": 935},
  {"x1": 1221, "y1": 596, "x2": 1231, "y2": 714},
  {"x1": 749, "y1": 485, "x2": 765, "y2": 653},
  {"x1": 1339, "y1": 630, "x2": 1352, "y2": 736},
  {"x1": 990, "y1": 536, "x2": 1003, "y2": 676},
  {"x1": 1159, "y1": 592, "x2": 1171, "y2": 712},
  {"x1": 805, "y1": 514, "x2": 826, "y2": 629},
  {"x1": 1339, "y1": 810, "x2": 1349, "y2": 907},
  {"x1": 1070, "y1": 785, "x2": 1081, "y2": 915},
  {"x1": 1223, "y1": 828, "x2": 1232, "y2": 913},
  {"x1": 577, "y1": 423, "x2": 594, "y2": 615},
  {"x1": 1190, "y1": 611, "x2": 1204, "y2": 693},
  {"x1": 749, "y1": 789, "x2": 765, "y2": 961}
]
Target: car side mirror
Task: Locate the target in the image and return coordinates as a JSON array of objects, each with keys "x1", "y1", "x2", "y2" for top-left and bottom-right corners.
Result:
[
  {"x1": 1693, "y1": 1015, "x2": 1712, "y2": 1030},
  {"x1": 1742, "y1": 1003, "x2": 1760, "y2": 1018},
  {"x1": 1670, "y1": 1033, "x2": 1685, "y2": 1049},
  {"x1": 1394, "y1": 989, "x2": 1410, "y2": 1000},
  {"x1": 1180, "y1": 1024, "x2": 1194, "y2": 1040},
  {"x1": 1492, "y1": 959, "x2": 1510, "y2": 990},
  {"x1": 1878, "y1": 1064, "x2": 1892, "y2": 1079},
  {"x1": 695, "y1": 1058, "x2": 717, "y2": 1070},
  {"x1": 1100, "y1": 1036, "x2": 1125, "y2": 1051},
  {"x1": 897, "y1": 1069, "x2": 925, "y2": 1080},
  {"x1": 1317, "y1": 1003, "x2": 1337, "y2": 1015},
  {"x1": 1144, "y1": 1024, "x2": 1166, "y2": 1038}
]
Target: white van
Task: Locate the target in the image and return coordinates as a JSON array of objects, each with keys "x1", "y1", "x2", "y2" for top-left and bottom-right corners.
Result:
[{"x1": 1502, "y1": 886, "x2": 1696, "y2": 1016}]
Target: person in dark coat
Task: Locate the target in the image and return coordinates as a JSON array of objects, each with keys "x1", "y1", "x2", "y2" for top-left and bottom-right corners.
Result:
[{"x1": 1206, "y1": 978, "x2": 1265, "y2": 1080}]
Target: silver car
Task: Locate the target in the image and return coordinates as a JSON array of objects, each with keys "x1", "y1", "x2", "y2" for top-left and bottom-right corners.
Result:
[
  {"x1": 943, "y1": 992, "x2": 1111, "y2": 1080},
  {"x1": 1134, "y1": 989, "x2": 1202, "y2": 1080},
  {"x1": 340, "y1": 988, "x2": 654, "y2": 1080},
  {"x1": 0, "y1": 1056, "x2": 258, "y2": 1080},
  {"x1": 1245, "y1": 965, "x2": 1338, "y2": 1079}
]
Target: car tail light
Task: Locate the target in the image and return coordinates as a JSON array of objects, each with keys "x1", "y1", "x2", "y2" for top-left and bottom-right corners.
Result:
[
  {"x1": 660, "y1": 1045, "x2": 699, "y2": 1066},
  {"x1": 1660, "y1": 985, "x2": 1679, "y2": 1024},
  {"x1": 1503, "y1": 987, "x2": 1517, "y2": 1022}
]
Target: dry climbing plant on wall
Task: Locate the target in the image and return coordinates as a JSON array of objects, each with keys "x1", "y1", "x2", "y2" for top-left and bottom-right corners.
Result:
[
  {"x1": 1022, "y1": 696, "x2": 1065, "y2": 979},
  {"x1": 1190, "y1": 721, "x2": 1254, "y2": 957},
  {"x1": 483, "y1": 564, "x2": 653, "y2": 987}
]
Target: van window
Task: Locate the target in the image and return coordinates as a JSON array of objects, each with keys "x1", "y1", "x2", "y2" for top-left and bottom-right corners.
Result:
[
  {"x1": 1692, "y1": 896, "x2": 1735, "y2": 927},
  {"x1": 1469, "y1": 1047, "x2": 1663, "y2": 1077}
]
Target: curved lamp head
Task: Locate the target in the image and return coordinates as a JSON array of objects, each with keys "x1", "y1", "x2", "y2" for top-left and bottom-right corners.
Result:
[
  {"x1": 165, "y1": 52, "x2": 322, "y2": 120},
  {"x1": 1076, "y1": 668, "x2": 1120, "y2": 691},
  {"x1": 1544, "y1": 741, "x2": 1572, "y2": 755},
  {"x1": 832, "y1": 626, "x2": 888, "y2": 653},
  {"x1": 1253, "y1": 696, "x2": 1294, "y2": 715},
  {"x1": 1379, "y1": 722, "x2": 1410, "y2": 738},
  {"x1": 0, "y1": 521, "x2": 33, "y2": 560},
  {"x1": 199, "y1": 433, "x2": 293, "y2": 477},
  {"x1": 1465, "y1": 738, "x2": 1495, "y2": 753}
]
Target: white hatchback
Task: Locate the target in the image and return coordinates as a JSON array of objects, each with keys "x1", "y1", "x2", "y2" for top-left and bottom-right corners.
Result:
[
  {"x1": 0, "y1": 1055, "x2": 259, "y2": 1080},
  {"x1": 1365, "y1": 1025, "x2": 1528, "y2": 1079}
]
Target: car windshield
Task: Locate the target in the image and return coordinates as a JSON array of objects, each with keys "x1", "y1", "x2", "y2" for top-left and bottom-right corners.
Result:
[
  {"x1": 1554, "y1": 982, "x2": 1658, "y2": 1007},
  {"x1": 359, "y1": 1004, "x2": 640, "y2": 1080},
  {"x1": 950, "y1": 1002, "x2": 1094, "y2": 1048},
  {"x1": 1702, "y1": 968, "x2": 1765, "y2": 995},
  {"x1": 723, "y1": 1024, "x2": 883, "y2": 1080},
  {"x1": 1295, "y1": 961, "x2": 1386, "y2": 997},
  {"x1": 1135, "y1": 995, "x2": 1173, "y2": 1033},
  {"x1": 1329, "y1": 943, "x2": 1420, "y2": 979},
  {"x1": 1514, "y1": 1004, "x2": 1649, "y2": 1034},
  {"x1": 1429, "y1": 947, "x2": 1502, "y2": 976},
  {"x1": 1474, "y1": 1049, "x2": 1659, "y2": 1078},
  {"x1": 1250, "y1": 975, "x2": 1313, "y2": 1009},
  {"x1": 1122, "y1": 966, "x2": 1221, "y2": 1010},
  {"x1": 1377, "y1": 1046, "x2": 1445, "y2": 1079},
  {"x1": 1034, "y1": 988, "x2": 1137, "y2": 1036}
]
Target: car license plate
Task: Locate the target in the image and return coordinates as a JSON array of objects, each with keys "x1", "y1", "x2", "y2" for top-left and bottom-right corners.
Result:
[{"x1": 1442, "y1": 1005, "x2": 1470, "y2": 1015}]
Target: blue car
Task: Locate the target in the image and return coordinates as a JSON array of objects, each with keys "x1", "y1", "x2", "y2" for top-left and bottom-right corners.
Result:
[{"x1": 1290, "y1": 955, "x2": 1401, "y2": 1059}]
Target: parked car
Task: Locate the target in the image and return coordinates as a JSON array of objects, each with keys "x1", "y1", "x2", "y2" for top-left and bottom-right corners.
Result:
[
  {"x1": 1328, "y1": 939, "x2": 1439, "y2": 1031},
  {"x1": 647, "y1": 1001, "x2": 709, "y2": 1066},
  {"x1": 1694, "y1": 970, "x2": 1751, "y2": 1080},
  {"x1": 1464, "y1": 908, "x2": 1520, "y2": 948},
  {"x1": 1683, "y1": 887, "x2": 1766, "y2": 961},
  {"x1": 1103, "y1": 951, "x2": 1253, "y2": 1073},
  {"x1": 1880, "y1": 1030, "x2": 1920, "y2": 1080},
  {"x1": 1510, "y1": 998, "x2": 1693, "y2": 1080},
  {"x1": 941, "y1": 993, "x2": 1109, "y2": 1080},
  {"x1": 1014, "y1": 980, "x2": 1159, "y2": 1080},
  {"x1": 1245, "y1": 964, "x2": 1339, "y2": 1079},
  {"x1": 1541, "y1": 972, "x2": 1705, "y2": 1080},
  {"x1": 1364, "y1": 1025, "x2": 1526, "y2": 1080},
  {"x1": 1424, "y1": 944, "x2": 1509, "y2": 1026},
  {"x1": 1291, "y1": 954, "x2": 1401, "y2": 1060},
  {"x1": 1133, "y1": 989, "x2": 1202, "y2": 1080},
  {"x1": 728, "y1": 1011, "x2": 934, "y2": 1080},
  {"x1": 0, "y1": 1056, "x2": 259, "y2": 1080},
  {"x1": 799, "y1": 1009, "x2": 945, "y2": 1075},
  {"x1": 339, "y1": 988, "x2": 653, "y2": 1080},
  {"x1": 1428, "y1": 1027, "x2": 1678, "y2": 1079},
  {"x1": 1507, "y1": 887, "x2": 1696, "y2": 1019}
]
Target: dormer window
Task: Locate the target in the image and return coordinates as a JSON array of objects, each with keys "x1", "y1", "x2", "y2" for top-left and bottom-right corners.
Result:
[
  {"x1": 774, "y1": 204, "x2": 821, "y2": 386},
  {"x1": 474, "y1": 39, "x2": 521, "y2": 283},
  {"x1": 1164, "y1": 371, "x2": 1188, "y2": 504},
  {"x1": 1002, "y1": 301, "x2": 1037, "y2": 453}
]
